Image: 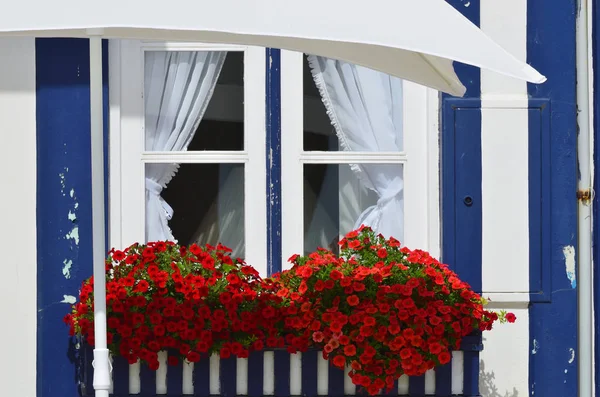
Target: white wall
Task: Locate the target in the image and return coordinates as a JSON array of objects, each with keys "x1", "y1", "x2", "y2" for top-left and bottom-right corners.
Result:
[
  {"x1": 480, "y1": 1, "x2": 530, "y2": 396},
  {"x1": 0, "y1": 37, "x2": 37, "y2": 397}
]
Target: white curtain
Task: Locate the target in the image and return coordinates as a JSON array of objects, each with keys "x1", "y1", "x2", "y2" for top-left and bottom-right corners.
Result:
[
  {"x1": 307, "y1": 55, "x2": 405, "y2": 242},
  {"x1": 144, "y1": 51, "x2": 226, "y2": 242}
]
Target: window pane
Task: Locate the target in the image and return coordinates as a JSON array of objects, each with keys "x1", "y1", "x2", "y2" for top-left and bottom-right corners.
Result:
[
  {"x1": 144, "y1": 51, "x2": 244, "y2": 152},
  {"x1": 302, "y1": 55, "x2": 403, "y2": 152},
  {"x1": 304, "y1": 163, "x2": 404, "y2": 255},
  {"x1": 145, "y1": 163, "x2": 245, "y2": 259}
]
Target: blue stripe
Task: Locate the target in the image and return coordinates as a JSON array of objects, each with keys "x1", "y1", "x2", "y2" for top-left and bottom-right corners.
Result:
[
  {"x1": 328, "y1": 364, "x2": 345, "y2": 397},
  {"x1": 266, "y1": 48, "x2": 282, "y2": 276},
  {"x1": 112, "y1": 357, "x2": 130, "y2": 395},
  {"x1": 461, "y1": 351, "x2": 479, "y2": 396},
  {"x1": 167, "y1": 358, "x2": 184, "y2": 395},
  {"x1": 193, "y1": 354, "x2": 211, "y2": 397},
  {"x1": 274, "y1": 350, "x2": 291, "y2": 396},
  {"x1": 140, "y1": 363, "x2": 156, "y2": 394},
  {"x1": 440, "y1": 0, "x2": 481, "y2": 294},
  {"x1": 407, "y1": 374, "x2": 425, "y2": 396},
  {"x1": 301, "y1": 350, "x2": 318, "y2": 397},
  {"x1": 527, "y1": 0, "x2": 578, "y2": 396},
  {"x1": 434, "y1": 363, "x2": 452, "y2": 396},
  {"x1": 220, "y1": 356, "x2": 238, "y2": 397},
  {"x1": 248, "y1": 351, "x2": 265, "y2": 397},
  {"x1": 36, "y1": 38, "x2": 109, "y2": 397}
]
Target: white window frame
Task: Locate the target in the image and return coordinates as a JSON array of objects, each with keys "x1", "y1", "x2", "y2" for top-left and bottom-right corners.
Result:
[
  {"x1": 108, "y1": 39, "x2": 268, "y2": 275},
  {"x1": 280, "y1": 50, "x2": 440, "y2": 268}
]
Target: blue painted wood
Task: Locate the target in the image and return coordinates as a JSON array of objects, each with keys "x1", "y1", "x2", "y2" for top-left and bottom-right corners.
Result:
[
  {"x1": 274, "y1": 350, "x2": 291, "y2": 397},
  {"x1": 441, "y1": 100, "x2": 482, "y2": 293},
  {"x1": 220, "y1": 356, "x2": 238, "y2": 397},
  {"x1": 36, "y1": 38, "x2": 109, "y2": 397},
  {"x1": 527, "y1": 100, "x2": 553, "y2": 302},
  {"x1": 527, "y1": 0, "x2": 578, "y2": 396},
  {"x1": 301, "y1": 350, "x2": 319, "y2": 397},
  {"x1": 266, "y1": 48, "x2": 282, "y2": 276},
  {"x1": 248, "y1": 351, "x2": 265, "y2": 397},
  {"x1": 434, "y1": 363, "x2": 452, "y2": 396},
  {"x1": 328, "y1": 364, "x2": 345, "y2": 397},
  {"x1": 140, "y1": 363, "x2": 156, "y2": 394},
  {"x1": 193, "y1": 354, "x2": 211, "y2": 397},
  {"x1": 407, "y1": 375, "x2": 425, "y2": 396},
  {"x1": 112, "y1": 357, "x2": 130, "y2": 395},
  {"x1": 462, "y1": 351, "x2": 479, "y2": 396},
  {"x1": 166, "y1": 358, "x2": 184, "y2": 395}
]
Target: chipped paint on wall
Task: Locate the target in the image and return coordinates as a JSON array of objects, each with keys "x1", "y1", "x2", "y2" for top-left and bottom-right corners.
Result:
[
  {"x1": 60, "y1": 295, "x2": 76, "y2": 304},
  {"x1": 569, "y1": 348, "x2": 575, "y2": 363},
  {"x1": 62, "y1": 259, "x2": 72, "y2": 279},
  {"x1": 531, "y1": 339, "x2": 539, "y2": 354},
  {"x1": 563, "y1": 245, "x2": 576, "y2": 288}
]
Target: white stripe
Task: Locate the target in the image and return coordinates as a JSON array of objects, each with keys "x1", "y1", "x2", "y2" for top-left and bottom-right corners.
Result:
[
  {"x1": 424, "y1": 368, "x2": 436, "y2": 394},
  {"x1": 480, "y1": 1, "x2": 530, "y2": 396},
  {"x1": 263, "y1": 351, "x2": 275, "y2": 395},
  {"x1": 237, "y1": 357, "x2": 249, "y2": 395},
  {"x1": 317, "y1": 353, "x2": 329, "y2": 395},
  {"x1": 156, "y1": 351, "x2": 167, "y2": 394},
  {"x1": 344, "y1": 365, "x2": 355, "y2": 395},
  {"x1": 129, "y1": 361, "x2": 141, "y2": 394},
  {"x1": 290, "y1": 353, "x2": 302, "y2": 395},
  {"x1": 451, "y1": 351, "x2": 464, "y2": 395},
  {"x1": 397, "y1": 374, "x2": 409, "y2": 395},
  {"x1": 182, "y1": 361, "x2": 194, "y2": 395},
  {"x1": 209, "y1": 354, "x2": 220, "y2": 395}
]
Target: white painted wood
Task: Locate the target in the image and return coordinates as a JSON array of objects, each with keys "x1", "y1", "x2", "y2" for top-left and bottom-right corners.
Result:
[
  {"x1": 209, "y1": 354, "x2": 220, "y2": 395},
  {"x1": 317, "y1": 354, "x2": 329, "y2": 395},
  {"x1": 280, "y1": 50, "x2": 305, "y2": 267},
  {"x1": 397, "y1": 374, "x2": 409, "y2": 395},
  {"x1": 480, "y1": 2, "x2": 530, "y2": 396},
  {"x1": 263, "y1": 351, "x2": 275, "y2": 395},
  {"x1": 0, "y1": 35, "x2": 37, "y2": 397},
  {"x1": 129, "y1": 361, "x2": 141, "y2": 394},
  {"x1": 236, "y1": 357, "x2": 249, "y2": 395},
  {"x1": 156, "y1": 351, "x2": 168, "y2": 394},
  {"x1": 182, "y1": 361, "x2": 194, "y2": 394},
  {"x1": 424, "y1": 368, "x2": 436, "y2": 395},
  {"x1": 141, "y1": 151, "x2": 249, "y2": 163},
  {"x1": 343, "y1": 365, "x2": 356, "y2": 395},
  {"x1": 451, "y1": 351, "x2": 464, "y2": 395},
  {"x1": 299, "y1": 151, "x2": 408, "y2": 164},
  {"x1": 290, "y1": 353, "x2": 302, "y2": 395},
  {"x1": 426, "y1": 88, "x2": 441, "y2": 259}
]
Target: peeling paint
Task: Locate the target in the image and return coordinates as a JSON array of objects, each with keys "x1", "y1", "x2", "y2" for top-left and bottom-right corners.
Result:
[
  {"x1": 70, "y1": 188, "x2": 75, "y2": 198},
  {"x1": 68, "y1": 210, "x2": 77, "y2": 222},
  {"x1": 563, "y1": 245, "x2": 576, "y2": 288},
  {"x1": 61, "y1": 295, "x2": 76, "y2": 304},
  {"x1": 65, "y1": 226, "x2": 80, "y2": 245},
  {"x1": 532, "y1": 339, "x2": 539, "y2": 354},
  {"x1": 62, "y1": 259, "x2": 73, "y2": 279},
  {"x1": 464, "y1": 1, "x2": 471, "y2": 6},
  {"x1": 568, "y1": 348, "x2": 575, "y2": 363}
]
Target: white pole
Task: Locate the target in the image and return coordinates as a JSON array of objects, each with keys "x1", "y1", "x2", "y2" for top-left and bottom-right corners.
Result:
[
  {"x1": 88, "y1": 29, "x2": 110, "y2": 397},
  {"x1": 576, "y1": 0, "x2": 594, "y2": 396}
]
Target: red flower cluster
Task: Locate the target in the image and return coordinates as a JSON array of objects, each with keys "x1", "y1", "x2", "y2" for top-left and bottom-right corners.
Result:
[
  {"x1": 272, "y1": 226, "x2": 508, "y2": 394},
  {"x1": 64, "y1": 241, "x2": 289, "y2": 370},
  {"x1": 64, "y1": 227, "x2": 514, "y2": 395}
]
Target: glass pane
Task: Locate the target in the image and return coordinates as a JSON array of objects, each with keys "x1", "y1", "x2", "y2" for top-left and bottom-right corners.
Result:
[
  {"x1": 144, "y1": 51, "x2": 244, "y2": 152},
  {"x1": 304, "y1": 163, "x2": 404, "y2": 255},
  {"x1": 145, "y1": 163, "x2": 245, "y2": 259},
  {"x1": 302, "y1": 55, "x2": 404, "y2": 152}
]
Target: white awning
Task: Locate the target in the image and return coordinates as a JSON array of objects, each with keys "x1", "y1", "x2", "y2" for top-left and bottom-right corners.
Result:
[{"x1": 0, "y1": 0, "x2": 545, "y2": 96}]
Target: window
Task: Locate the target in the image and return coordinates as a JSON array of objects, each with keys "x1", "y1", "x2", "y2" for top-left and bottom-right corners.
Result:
[{"x1": 109, "y1": 41, "x2": 440, "y2": 277}]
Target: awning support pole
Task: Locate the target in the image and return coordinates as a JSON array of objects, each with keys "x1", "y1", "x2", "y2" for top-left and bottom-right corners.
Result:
[{"x1": 88, "y1": 29, "x2": 110, "y2": 397}]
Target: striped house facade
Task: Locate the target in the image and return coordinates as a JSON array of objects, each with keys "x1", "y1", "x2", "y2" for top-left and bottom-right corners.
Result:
[{"x1": 0, "y1": 0, "x2": 583, "y2": 396}]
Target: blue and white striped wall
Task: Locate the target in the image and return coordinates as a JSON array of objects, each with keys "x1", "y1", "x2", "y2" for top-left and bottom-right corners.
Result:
[{"x1": 0, "y1": 0, "x2": 580, "y2": 395}]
